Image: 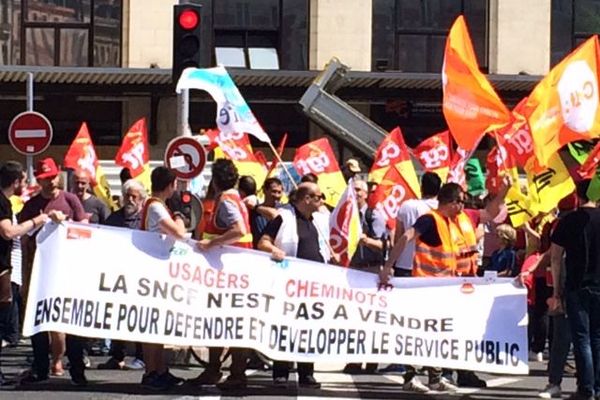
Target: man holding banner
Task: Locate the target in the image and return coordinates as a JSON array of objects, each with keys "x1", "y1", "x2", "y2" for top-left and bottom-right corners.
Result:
[{"x1": 258, "y1": 182, "x2": 330, "y2": 389}]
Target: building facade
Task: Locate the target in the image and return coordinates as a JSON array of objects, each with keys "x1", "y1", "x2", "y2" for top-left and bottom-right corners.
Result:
[{"x1": 0, "y1": 0, "x2": 597, "y2": 164}]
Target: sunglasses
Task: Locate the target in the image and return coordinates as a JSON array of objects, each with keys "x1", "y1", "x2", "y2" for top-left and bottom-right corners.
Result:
[{"x1": 310, "y1": 193, "x2": 326, "y2": 201}]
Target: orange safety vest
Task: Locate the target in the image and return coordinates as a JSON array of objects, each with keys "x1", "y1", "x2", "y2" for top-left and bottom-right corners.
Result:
[
  {"x1": 140, "y1": 197, "x2": 171, "y2": 231},
  {"x1": 413, "y1": 210, "x2": 478, "y2": 277},
  {"x1": 202, "y1": 191, "x2": 252, "y2": 249}
]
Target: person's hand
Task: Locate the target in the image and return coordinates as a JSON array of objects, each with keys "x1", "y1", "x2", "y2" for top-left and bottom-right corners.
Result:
[
  {"x1": 47, "y1": 210, "x2": 66, "y2": 223},
  {"x1": 378, "y1": 266, "x2": 392, "y2": 288},
  {"x1": 33, "y1": 213, "x2": 48, "y2": 227},
  {"x1": 359, "y1": 234, "x2": 369, "y2": 246},
  {"x1": 271, "y1": 247, "x2": 286, "y2": 262},
  {"x1": 243, "y1": 195, "x2": 258, "y2": 210},
  {"x1": 517, "y1": 270, "x2": 530, "y2": 287},
  {"x1": 196, "y1": 239, "x2": 212, "y2": 251}
]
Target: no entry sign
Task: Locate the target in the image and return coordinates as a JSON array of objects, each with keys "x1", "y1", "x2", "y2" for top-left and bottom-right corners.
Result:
[
  {"x1": 8, "y1": 111, "x2": 53, "y2": 155},
  {"x1": 164, "y1": 136, "x2": 207, "y2": 180}
]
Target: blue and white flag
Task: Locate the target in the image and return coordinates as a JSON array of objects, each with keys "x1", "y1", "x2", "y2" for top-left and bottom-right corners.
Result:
[{"x1": 176, "y1": 66, "x2": 271, "y2": 143}]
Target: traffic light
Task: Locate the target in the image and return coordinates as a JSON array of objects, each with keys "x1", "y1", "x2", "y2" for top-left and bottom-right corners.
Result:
[{"x1": 172, "y1": 4, "x2": 202, "y2": 84}]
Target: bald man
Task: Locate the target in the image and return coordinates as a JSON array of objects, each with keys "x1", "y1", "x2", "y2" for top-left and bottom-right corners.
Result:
[{"x1": 71, "y1": 169, "x2": 110, "y2": 224}]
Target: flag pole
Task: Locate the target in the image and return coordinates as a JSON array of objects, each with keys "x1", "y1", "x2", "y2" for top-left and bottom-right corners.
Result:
[{"x1": 267, "y1": 141, "x2": 298, "y2": 189}]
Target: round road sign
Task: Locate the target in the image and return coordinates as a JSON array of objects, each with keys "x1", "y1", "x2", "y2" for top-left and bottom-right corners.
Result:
[
  {"x1": 8, "y1": 111, "x2": 53, "y2": 155},
  {"x1": 164, "y1": 136, "x2": 207, "y2": 180}
]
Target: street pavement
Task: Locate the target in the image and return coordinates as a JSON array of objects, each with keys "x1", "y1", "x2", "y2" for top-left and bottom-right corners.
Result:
[{"x1": 0, "y1": 342, "x2": 577, "y2": 399}]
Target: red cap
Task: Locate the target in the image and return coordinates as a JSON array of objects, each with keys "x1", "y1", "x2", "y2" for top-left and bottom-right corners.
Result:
[{"x1": 35, "y1": 158, "x2": 60, "y2": 180}]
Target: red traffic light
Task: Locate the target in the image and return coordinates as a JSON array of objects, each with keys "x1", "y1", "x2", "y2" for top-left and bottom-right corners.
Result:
[{"x1": 178, "y1": 9, "x2": 199, "y2": 30}]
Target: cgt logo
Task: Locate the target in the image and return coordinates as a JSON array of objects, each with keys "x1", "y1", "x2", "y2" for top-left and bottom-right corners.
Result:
[
  {"x1": 295, "y1": 153, "x2": 330, "y2": 174},
  {"x1": 419, "y1": 145, "x2": 449, "y2": 169},
  {"x1": 66, "y1": 227, "x2": 92, "y2": 240},
  {"x1": 376, "y1": 142, "x2": 401, "y2": 167},
  {"x1": 377, "y1": 185, "x2": 407, "y2": 219}
]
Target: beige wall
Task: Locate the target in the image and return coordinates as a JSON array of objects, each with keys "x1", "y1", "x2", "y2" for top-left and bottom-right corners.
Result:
[
  {"x1": 309, "y1": 0, "x2": 372, "y2": 71},
  {"x1": 125, "y1": 0, "x2": 177, "y2": 68},
  {"x1": 489, "y1": 0, "x2": 551, "y2": 75}
]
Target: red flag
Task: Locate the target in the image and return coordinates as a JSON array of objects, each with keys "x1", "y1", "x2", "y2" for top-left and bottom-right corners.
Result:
[
  {"x1": 496, "y1": 97, "x2": 536, "y2": 168},
  {"x1": 413, "y1": 130, "x2": 452, "y2": 181},
  {"x1": 329, "y1": 181, "x2": 362, "y2": 267},
  {"x1": 293, "y1": 138, "x2": 346, "y2": 207},
  {"x1": 368, "y1": 127, "x2": 411, "y2": 184},
  {"x1": 447, "y1": 144, "x2": 476, "y2": 189},
  {"x1": 115, "y1": 118, "x2": 149, "y2": 177},
  {"x1": 578, "y1": 141, "x2": 600, "y2": 178},
  {"x1": 368, "y1": 166, "x2": 417, "y2": 224},
  {"x1": 267, "y1": 133, "x2": 288, "y2": 177}
]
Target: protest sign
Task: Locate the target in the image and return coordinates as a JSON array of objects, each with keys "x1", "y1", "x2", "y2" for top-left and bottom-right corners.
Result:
[{"x1": 24, "y1": 222, "x2": 528, "y2": 374}]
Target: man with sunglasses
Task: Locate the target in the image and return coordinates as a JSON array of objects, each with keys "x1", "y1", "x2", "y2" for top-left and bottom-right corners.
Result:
[
  {"x1": 379, "y1": 180, "x2": 509, "y2": 392},
  {"x1": 258, "y1": 182, "x2": 331, "y2": 390}
]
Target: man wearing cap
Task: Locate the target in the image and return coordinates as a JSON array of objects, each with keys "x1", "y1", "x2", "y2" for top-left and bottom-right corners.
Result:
[
  {"x1": 342, "y1": 158, "x2": 361, "y2": 182},
  {"x1": 19, "y1": 157, "x2": 89, "y2": 386}
]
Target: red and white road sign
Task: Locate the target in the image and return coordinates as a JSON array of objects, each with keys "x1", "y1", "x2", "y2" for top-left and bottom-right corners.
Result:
[
  {"x1": 164, "y1": 136, "x2": 206, "y2": 180},
  {"x1": 8, "y1": 111, "x2": 53, "y2": 155}
]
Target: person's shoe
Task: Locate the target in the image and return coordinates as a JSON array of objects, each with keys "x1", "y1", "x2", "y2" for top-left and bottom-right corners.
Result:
[
  {"x1": 273, "y1": 376, "x2": 289, "y2": 388},
  {"x1": 70, "y1": 372, "x2": 88, "y2": 387},
  {"x1": 19, "y1": 370, "x2": 49, "y2": 385},
  {"x1": 161, "y1": 370, "x2": 185, "y2": 387},
  {"x1": 566, "y1": 392, "x2": 594, "y2": 400},
  {"x1": 364, "y1": 363, "x2": 378, "y2": 374},
  {"x1": 298, "y1": 375, "x2": 321, "y2": 389},
  {"x1": 403, "y1": 376, "x2": 429, "y2": 393},
  {"x1": 83, "y1": 356, "x2": 92, "y2": 368},
  {"x1": 529, "y1": 351, "x2": 544, "y2": 362},
  {"x1": 141, "y1": 371, "x2": 169, "y2": 391},
  {"x1": 342, "y1": 363, "x2": 363, "y2": 374},
  {"x1": 429, "y1": 377, "x2": 459, "y2": 392},
  {"x1": 51, "y1": 364, "x2": 65, "y2": 376},
  {"x1": 379, "y1": 364, "x2": 406, "y2": 374},
  {"x1": 97, "y1": 357, "x2": 124, "y2": 370},
  {"x1": 457, "y1": 371, "x2": 487, "y2": 388},
  {"x1": 124, "y1": 358, "x2": 145, "y2": 370},
  {"x1": 538, "y1": 384, "x2": 562, "y2": 398},
  {"x1": 188, "y1": 369, "x2": 223, "y2": 386},
  {"x1": 217, "y1": 375, "x2": 247, "y2": 390}
]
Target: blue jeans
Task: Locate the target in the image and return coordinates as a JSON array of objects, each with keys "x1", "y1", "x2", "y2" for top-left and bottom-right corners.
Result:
[
  {"x1": 548, "y1": 313, "x2": 572, "y2": 386},
  {"x1": 566, "y1": 286, "x2": 600, "y2": 397}
]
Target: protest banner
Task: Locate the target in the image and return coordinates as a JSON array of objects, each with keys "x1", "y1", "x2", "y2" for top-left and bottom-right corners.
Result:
[{"x1": 25, "y1": 222, "x2": 528, "y2": 374}]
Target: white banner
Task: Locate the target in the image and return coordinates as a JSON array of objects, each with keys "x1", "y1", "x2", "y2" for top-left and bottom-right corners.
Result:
[{"x1": 24, "y1": 222, "x2": 528, "y2": 374}]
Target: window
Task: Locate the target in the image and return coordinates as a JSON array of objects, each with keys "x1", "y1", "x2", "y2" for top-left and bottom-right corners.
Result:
[
  {"x1": 198, "y1": 0, "x2": 308, "y2": 70},
  {"x1": 372, "y1": 0, "x2": 488, "y2": 73},
  {"x1": 551, "y1": 0, "x2": 600, "y2": 66},
  {"x1": 0, "y1": 0, "x2": 122, "y2": 66}
]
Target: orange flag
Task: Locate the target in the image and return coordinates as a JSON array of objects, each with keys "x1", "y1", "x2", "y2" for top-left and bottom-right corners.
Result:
[
  {"x1": 293, "y1": 138, "x2": 346, "y2": 208},
  {"x1": 114, "y1": 118, "x2": 151, "y2": 191},
  {"x1": 412, "y1": 130, "x2": 452, "y2": 182},
  {"x1": 368, "y1": 127, "x2": 421, "y2": 197},
  {"x1": 442, "y1": 16, "x2": 511, "y2": 150},
  {"x1": 527, "y1": 35, "x2": 600, "y2": 165},
  {"x1": 367, "y1": 166, "x2": 417, "y2": 224},
  {"x1": 64, "y1": 123, "x2": 115, "y2": 209}
]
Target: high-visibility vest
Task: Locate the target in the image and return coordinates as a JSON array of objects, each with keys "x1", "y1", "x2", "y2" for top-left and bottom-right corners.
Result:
[
  {"x1": 413, "y1": 210, "x2": 478, "y2": 277},
  {"x1": 202, "y1": 191, "x2": 252, "y2": 249},
  {"x1": 140, "y1": 197, "x2": 170, "y2": 231}
]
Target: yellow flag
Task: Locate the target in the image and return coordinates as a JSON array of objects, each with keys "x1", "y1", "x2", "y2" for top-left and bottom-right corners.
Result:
[{"x1": 525, "y1": 153, "x2": 575, "y2": 213}]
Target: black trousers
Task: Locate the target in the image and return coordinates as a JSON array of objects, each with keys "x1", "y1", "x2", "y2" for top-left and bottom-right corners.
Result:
[
  {"x1": 31, "y1": 332, "x2": 85, "y2": 377},
  {"x1": 273, "y1": 361, "x2": 314, "y2": 380},
  {"x1": 109, "y1": 340, "x2": 143, "y2": 362}
]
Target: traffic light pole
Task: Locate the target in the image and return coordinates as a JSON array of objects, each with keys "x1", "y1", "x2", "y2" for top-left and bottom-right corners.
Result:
[{"x1": 177, "y1": 88, "x2": 191, "y2": 137}]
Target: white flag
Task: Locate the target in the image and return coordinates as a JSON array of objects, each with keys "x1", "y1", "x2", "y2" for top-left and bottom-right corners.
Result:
[{"x1": 176, "y1": 66, "x2": 271, "y2": 143}]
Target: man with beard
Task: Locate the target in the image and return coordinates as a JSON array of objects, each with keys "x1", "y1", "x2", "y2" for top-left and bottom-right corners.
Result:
[
  {"x1": 97, "y1": 179, "x2": 147, "y2": 371},
  {"x1": 19, "y1": 158, "x2": 89, "y2": 386},
  {"x1": 0, "y1": 161, "x2": 50, "y2": 385}
]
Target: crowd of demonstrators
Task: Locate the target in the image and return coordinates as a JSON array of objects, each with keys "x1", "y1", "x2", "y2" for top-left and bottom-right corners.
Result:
[{"x1": 1, "y1": 154, "x2": 599, "y2": 397}]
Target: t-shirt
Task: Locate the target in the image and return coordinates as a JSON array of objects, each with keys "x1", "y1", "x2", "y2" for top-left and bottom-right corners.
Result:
[
  {"x1": 262, "y1": 207, "x2": 324, "y2": 263},
  {"x1": 551, "y1": 207, "x2": 600, "y2": 290},
  {"x1": 395, "y1": 198, "x2": 438, "y2": 269},
  {"x1": 105, "y1": 208, "x2": 141, "y2": 230},
  {"x1": 145, "y1": 201, "x2": 171, "y2": 233},
  {"x1": 215, "y1": 198, "x2": 243, "y2": 230},
  {"x1": 487, "y1": 247, "x2": 517, "y2": 276},
  {"x1": 81, "y1": 195, "x2": 110, "y2": 224},
  {"x1": 19, "y1": 191, "x2": 87, "y2": 223},
  {"x1": 351, "y1": 205, "x2": 386, "y2": 266},
  {"x1": 250, "y1": 203, "x2": 281, "y2": 249},
  {"x1": 0, "y1": 192, "x2": 13, "y2": 272}
]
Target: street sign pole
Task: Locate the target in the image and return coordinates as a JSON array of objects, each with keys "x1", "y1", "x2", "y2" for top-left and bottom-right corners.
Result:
[
  {"x1": 26, "y1": 72, "x2": 34, "y2": 183},
  {"x1": 176, "y1": 83, "x2": 191, "y2": 190}
]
